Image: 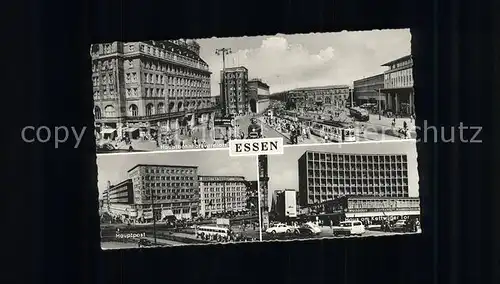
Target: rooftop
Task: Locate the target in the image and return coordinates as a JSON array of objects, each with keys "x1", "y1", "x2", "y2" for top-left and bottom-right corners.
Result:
[
  {"x1": 292, "y1": 85, "x2": 350, "y2": 91},
  {"x1": 381, "y1": 55, "x2": 412, "y2": 67},
  {"x1": 127, "y1": 164, "x2": 198, "y2": 172}
]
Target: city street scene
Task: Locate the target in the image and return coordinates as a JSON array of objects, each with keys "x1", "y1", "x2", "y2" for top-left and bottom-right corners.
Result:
[
  {"x1": 91, "y1": 29, "x2": 416, "y2": 154},
  {"x1": 98, "y1": 150, "x2": 261, "y2": 249},
  {"x1": 259, "y1": 140, "x2": 421, "y2": 242}
]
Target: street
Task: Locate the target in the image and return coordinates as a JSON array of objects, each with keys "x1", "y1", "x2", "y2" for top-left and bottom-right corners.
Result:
[{"x1": 262, "y1": 226, "x2": 414, "y2": 241}]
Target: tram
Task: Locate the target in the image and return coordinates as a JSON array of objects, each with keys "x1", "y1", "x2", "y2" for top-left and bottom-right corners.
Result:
[
  {"x1": 349, "y1": 107, "x2": 370, "y2": 122},
  {"x1": 310, "y1": 120, "x2": 356, "y2": 142},
  {"x1": 247, "y1": 118, "x2": 263, "y2": 139}
]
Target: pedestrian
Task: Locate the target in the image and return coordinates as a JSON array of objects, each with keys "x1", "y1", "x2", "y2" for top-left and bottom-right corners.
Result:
[{"x1": 403, "y1": 121, "x2": 408, "y2": 130}]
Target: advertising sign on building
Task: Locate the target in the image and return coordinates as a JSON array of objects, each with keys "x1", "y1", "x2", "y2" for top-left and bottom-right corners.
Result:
[
  {"x1": 216, "y1": 218, "x2": 230, "y2": 226},
  {"x1": 284, "y1": 190, "x2": 297, "y2": 217}
]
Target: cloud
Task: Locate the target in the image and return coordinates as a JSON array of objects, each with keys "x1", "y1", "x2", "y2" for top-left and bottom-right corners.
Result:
[{"x1": 198, "y1": 29, "x2": 411, "y2": 95}]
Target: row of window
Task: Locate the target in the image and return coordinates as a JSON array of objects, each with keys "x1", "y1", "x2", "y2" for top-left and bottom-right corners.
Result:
[
  {"x1": 203, "y1": 193, "x2": 245, "y2": 198},
  {"x1": 135, "y1": 195, "x2": 195, "y2": 201},
  {"x1": 201, "y1": 187, "x2": 247, "y2": 192},
  {"x1": 134, "y1": 44, "x2": 208, "y2": 70},
  {"x1": 144, "y1": 168, "x2": 195, "y2": 174},
  {"x1": 347, "y1": 200, "x2": 419, "y2": 209},
  {"x1": 141, "y1": 72, "x2": 210, "y2": 88},
  {"x1": 306, "y1": 153, "x2": 408, "y2": 162},
  {"x1": 138, "y1": 189, "x2": 196, "y2": 194},
  {"x1": 143, "y1": 175, "x2": 195, "y2": 181},
  {"x1": 389, "y1": 59, "x2": 413, "y2": 70},
  {"x1": 141, "y1": 182, "x2": 196, "y2": 187}
]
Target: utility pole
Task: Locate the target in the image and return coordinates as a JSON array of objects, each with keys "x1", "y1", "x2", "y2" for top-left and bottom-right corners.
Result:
[
  {"x1": 374, "y1": 88, "x2": 382, "y2": 120},
  {"x1": 149, "y1": 189, "x2": 157, "y2": 244},
  {"x1": 215, "y1": 48, "x2": 232, "y2": 116}
]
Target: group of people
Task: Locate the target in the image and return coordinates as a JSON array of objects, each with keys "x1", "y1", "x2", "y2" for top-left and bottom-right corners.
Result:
[{"x1": 261, "y1": 116, "x2": 311, "y2": 144}]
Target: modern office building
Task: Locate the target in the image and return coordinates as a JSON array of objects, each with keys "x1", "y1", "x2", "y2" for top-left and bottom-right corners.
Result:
[
  {"x1": 353, "y1": 74, "x2": 385, "y2": 108},
  {"x1": 198, "y1": 175, "x2": 249, "y2": 217},
  {"x1": 298, "y1": 151, "x2": 409, "y2": 206},
  {"x1": 106, "y1": 179, "x2": 134, "y2": 204},
  {"x1": 247, "y1": 78, "x2": 271, "y2": 114},
  {"x1": 91, "y1": 40, "x2": 215, "y2": 140},
  {"x1": 127, "y1": 164, "x2": 199, "y2": 220},
  {"x1": 219, "y1": 66, "x2": 249, "y2": 115},
  {"x1": 380, "y1": 55, "x2": 415, "y2": 115},
  {"x1": 299, "y1": 195, "x2": 420, "y2": 224},
  {"x1": 271, "y1": 85, "x2": 350, "y2": 110}
]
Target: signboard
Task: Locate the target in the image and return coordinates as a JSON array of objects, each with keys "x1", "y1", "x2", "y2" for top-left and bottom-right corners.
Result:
[
  {"x1": 284, "y1": 190, "x2": 297, "y2": 217},
  {"x1": 214, "y1": 118, "x2": 233, "y2": 127},
  {"x1": 229, "y1": 137, "x2": 284, "y2": 157},
  {"x1": 216, "y1": 218, "x2": 230, "y2": 226}
]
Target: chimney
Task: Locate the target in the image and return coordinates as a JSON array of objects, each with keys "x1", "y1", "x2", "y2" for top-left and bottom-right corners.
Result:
[{"x1": 107, "y1": 181, "x2": 111, "y2": 189}]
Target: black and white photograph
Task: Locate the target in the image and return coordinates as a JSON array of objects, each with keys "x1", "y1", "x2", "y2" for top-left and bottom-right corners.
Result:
[
  {"x1": 98, "y1": 150, "x2": 260, "y2": 250},
  {"x1": 92, "y1": 29, "x2": 416, "y2": 154},
  {"x1": 260, "y1": 140, "x2": 421, "y2": 242}
]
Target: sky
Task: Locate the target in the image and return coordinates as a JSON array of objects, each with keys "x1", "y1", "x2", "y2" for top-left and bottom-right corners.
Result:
[
  {"x1": 267, "y1": 140, "x2": 420, "y2": 206},
  {"x1": 96, "y1": 150, "x2": 257, "y2": 196},
  {"x1": 195, "y1": 29, "x2": 411, "y2": 95}
]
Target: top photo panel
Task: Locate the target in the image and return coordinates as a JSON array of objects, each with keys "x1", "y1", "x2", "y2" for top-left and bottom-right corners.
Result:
[{"x1": 91, "y1": 29, "x2": 415, "y2": 154}]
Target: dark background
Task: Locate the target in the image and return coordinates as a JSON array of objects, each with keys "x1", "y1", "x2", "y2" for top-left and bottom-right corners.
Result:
[{"x1": 4, "y1": 0, "x2": 497, "y2": 283}]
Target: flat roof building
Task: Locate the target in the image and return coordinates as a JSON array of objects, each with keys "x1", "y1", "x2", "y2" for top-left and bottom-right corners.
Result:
[
  {"x1": 198, "y1": 175, "x2": 248, "y2": 218},
  {"x1": 127, "y1": 164, "x2": 199, "y2": 220},
  {"x1": 298, "y1": 150, "x2": 409, "y2": 207}
]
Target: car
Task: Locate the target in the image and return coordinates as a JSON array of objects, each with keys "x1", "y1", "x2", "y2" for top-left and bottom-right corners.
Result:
[
  {"x1": 137, "y1": 238, "x2": 154, "y2": 247},
  {"x1": 265, "y1": 223, "x2": 294, "y2": 234},
  {"x1": 332, "y1": 221, "x2": 366, "y2": 236},
  {"x1": 303, "y1": 222, "x2": 322, "y2": 235},
  {"x1": 393, "y1": 219, "x2": 417, "y2": 232}
]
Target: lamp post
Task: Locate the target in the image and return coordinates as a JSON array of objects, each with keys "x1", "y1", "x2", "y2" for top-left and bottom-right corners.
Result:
[
  {"x1": 374, "y1": 88, "x2": 382, "y2": 120},
  {"x1": 145, "y1": 190, "x2": 158, "y2": 244},
  {"x1": 215, "y1": 48, "x2": 232, "y2": 116}
]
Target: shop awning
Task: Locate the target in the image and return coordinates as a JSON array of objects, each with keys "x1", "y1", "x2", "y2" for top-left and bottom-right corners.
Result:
[
  {"x1": 101, "y1": 128, "x2": 116, "y2": 134},
  {"x1": 345, "y1": 210, "x2": 420, "y2": 218},
  {"x1": 124, "y1": 127, "x2": 138, "y2": 132}
]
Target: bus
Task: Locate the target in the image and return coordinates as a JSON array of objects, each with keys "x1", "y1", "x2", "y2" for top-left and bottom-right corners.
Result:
[
  {"x1": 195, "y1": 226, "x2": 230, "y2": 239},
  {"x1": 310, "y1": 120, "x2": 356, "y2": 142},
  {"x1": 349, "y1": 107, "x2": 370, "y2": 122}
]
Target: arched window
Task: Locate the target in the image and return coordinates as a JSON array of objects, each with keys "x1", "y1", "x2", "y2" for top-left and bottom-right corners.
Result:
[
  {"x1": 129, "y1": 104, "x2": 138, "y2": 116},
  {"x1": 94, "y1": 106, "x2": 101, "y2": 119},
  {"x1": 146, "y1": 103, "x2": 154, "y2": 116},
  {"x1": 169, "y1": 102, "x2": 175, "y2": 112},
  {"x1": 177, "y1": 102, "x2": 183, "y2": 112},
  {"x1": 104, "y1": 105, "x2": 115, "y2": 117},
  {"x1": 157, "y1": 103, "x2": 165, "y2": 114}
]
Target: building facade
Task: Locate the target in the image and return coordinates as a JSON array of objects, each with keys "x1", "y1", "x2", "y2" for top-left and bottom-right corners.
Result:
[
  {"x1": 219, "y1": 66, "x2": 249, "y2": 116},
  {"x1": 299, "y1": 196, "x2": 420, "y2": 224},
  {"x1": 91, "y1": 40, "x2": 215, "y2": 140},
  {"x1": 353, "y1": 74, "x2": 385, "y2": 108},
  {"x1": 272, "y1": 189, "x2": 298, "y2": 221},
  {"x1": 247, "y1": 78, "x2": 271, "y2": 114},
  {"x1": 279, "y1": 85, "x2": 350, "y2": 111},
  {"x1": 381, "y1": 55, "x2": 415, "y2": 115},
  {"x1": 198, "y1": 175, "x2": 249, "y2": 218},
  {"x1": 298, "y1": 151, "x2": 410, "y2": 206},
  {"x1": 128, "y1": 164, "x2": 199, "y2": 220},
  {"x1": 106, "y1": 179, "x2": 134, "y2": 204}
]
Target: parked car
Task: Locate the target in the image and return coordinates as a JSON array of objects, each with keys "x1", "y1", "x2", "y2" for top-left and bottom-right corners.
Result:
[
  {"x1": 332, "y1": 221, "x2": 366, "y2": 236},
  {"x1": 393, "y1": 219, "x2": 417, "y2": 233},
  {"x1": 266, "y1": 223, "x2": 294, "y2": 234},
  {"x1": 293, "y1": 226, "x2": 317, "y2": 236},
  {"x1": 138, "y1": 238, "x2": 154, "y2": 247},
  {"x1": 303, "y1": 222, "x2": 322, "y2": 235}
]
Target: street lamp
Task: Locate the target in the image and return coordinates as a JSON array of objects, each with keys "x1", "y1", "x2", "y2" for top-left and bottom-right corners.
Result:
[
  {"x1": 373, "y1": 88, "x2": 382, "y2": 120},
  {"x1": 145, "y1": 190, "x2": 158, "y2": 244}
]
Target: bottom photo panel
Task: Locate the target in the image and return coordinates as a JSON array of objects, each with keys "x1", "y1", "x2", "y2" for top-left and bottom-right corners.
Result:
[
  {"x1": 260, "y1": 140, "x2": 421, "y2": 242},
  {"x1": 97, "y1": 140, "x2": 421, "y2": 250},
  {"x1": 98, "y1": 149, "x2": 260, "y2": 250}
]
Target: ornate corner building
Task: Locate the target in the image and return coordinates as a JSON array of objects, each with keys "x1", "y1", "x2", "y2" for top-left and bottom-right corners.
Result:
[{"x1": 91, "y1": 40, "x2": 217, "y2": 139}]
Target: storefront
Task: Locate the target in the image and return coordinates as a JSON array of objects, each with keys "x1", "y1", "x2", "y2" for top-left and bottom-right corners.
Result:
[{"x1": 381, "y1": 87, "x2": 415, "y2": 116}]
